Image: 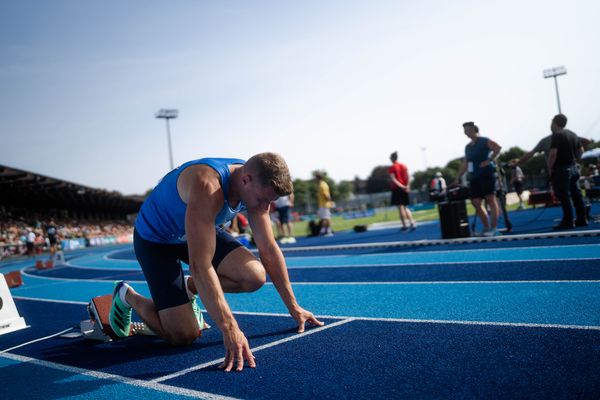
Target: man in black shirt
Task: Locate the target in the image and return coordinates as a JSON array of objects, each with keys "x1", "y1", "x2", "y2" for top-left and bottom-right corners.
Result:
[{"x1": 547, "y1": 114, "x2": 587, "y2": 229}]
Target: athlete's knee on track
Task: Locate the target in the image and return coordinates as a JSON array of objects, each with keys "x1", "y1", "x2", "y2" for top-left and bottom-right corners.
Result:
[
  {"x1": 240, "y1": 261, "x2": 266, "y2": 292},
  {"x1": 242, "y1": 262, "x2": 267, "y2": 292},
  {"x1": 164, "y1": 325, "x2": 199, "y2": 346}
]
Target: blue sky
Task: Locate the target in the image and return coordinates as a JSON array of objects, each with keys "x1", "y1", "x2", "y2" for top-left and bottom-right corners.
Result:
[{"x1": 1, "y1": 1, "x2": 599, "y2": 195}]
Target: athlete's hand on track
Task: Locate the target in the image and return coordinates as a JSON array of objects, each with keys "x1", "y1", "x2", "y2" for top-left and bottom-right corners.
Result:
[
  {"x1": 219, "y1": 327, "x2": 255, "y2": 372},
  {"x1": 292, "y1": 307, "x2": 324, "y2": 333}
]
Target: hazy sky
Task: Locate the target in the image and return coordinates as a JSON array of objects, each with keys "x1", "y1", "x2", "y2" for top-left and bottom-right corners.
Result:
[{"x1": 1, "y1": 0, "x2": 599, "y2": 195}]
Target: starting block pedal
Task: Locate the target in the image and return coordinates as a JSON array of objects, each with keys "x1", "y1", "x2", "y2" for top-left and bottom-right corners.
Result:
[
  {"x1": 4, "y1": 271, "x2": 23, "y2": 288},
  {"x1": 81, "y1": 294, "x2": 156, "y2": 342}
]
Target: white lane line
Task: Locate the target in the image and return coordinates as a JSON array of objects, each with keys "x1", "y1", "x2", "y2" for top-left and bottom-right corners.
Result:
[
  {"x1": 19, "y1": 266, "x2": 146, "y2": 284},
  {"x1": 315, "y1": 315, "x2": 600, "y2": 331},
  {"x1": 0, "y1": 352, "x2": 240, "y2": 400},
  {"x1": 13, "y1": 297, "x2": 600, "y2": 331},
  {"x1": 287, "y1": 243, "x2": 600, "y2": 261},
  {"x1": 14, "y1": 296, "x2": 87, "y2": 305},
  {"x1": 271, "y1": 280, "x2": 600, "y2": 285},
  {"x1": 0, "y1": 328, "x2": 73, "y2": 354},
  {"x1": 224, "y1": 310, "x2": 600, "y2": 331},
  {"x1": 151, "y1": 318, "x2": 356, "y2": 383},
  {"x1": 278, "y1": 229, "x2": 600, "y2": 253},
  {"x1": 286, "y1": 257, "x2": 600, "y2": 269}
]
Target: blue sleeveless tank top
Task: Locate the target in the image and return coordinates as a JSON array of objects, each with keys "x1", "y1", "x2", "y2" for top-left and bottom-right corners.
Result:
[{"x1": 135, "y1": 157, "x2": 246, "y2": 243}]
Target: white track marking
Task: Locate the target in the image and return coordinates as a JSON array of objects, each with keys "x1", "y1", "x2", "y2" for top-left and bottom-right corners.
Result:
[
  {"x1": 13, "y1": 296, "x2": 600, "y2": 332},
  {"x1": 277, "y1": 229, "x2": 600, "y2": 253},
  {"x1": 269, "y1": 280, "x2": 600, "y2": 285},
  {"x1": 0, "y1": 328, "x2": 73, "y2": 353},
  {"x1": 151, "y1": 318, "x2": 356, "y2": 383},
  {"x1": 286, "y1": 257, "x2": 600, "y2": 269},
  {"x1": 0, "y1": 352, "x2": 240, "y2": 400}
]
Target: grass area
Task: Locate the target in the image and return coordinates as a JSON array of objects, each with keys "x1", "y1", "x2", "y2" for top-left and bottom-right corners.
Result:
[{"x1": 287, "y1": 201, "x2": 527, "y2": 237}]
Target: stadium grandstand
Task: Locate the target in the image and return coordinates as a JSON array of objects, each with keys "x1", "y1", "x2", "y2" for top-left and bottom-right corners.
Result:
[{"x1": 0, "y1": 164, "x2": 142, "y2": 259}]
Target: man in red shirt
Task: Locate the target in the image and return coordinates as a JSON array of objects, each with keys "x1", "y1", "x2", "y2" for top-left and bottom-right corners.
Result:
[{"x1": 388, "y1": 152, "x2": 416, "y2": 230}]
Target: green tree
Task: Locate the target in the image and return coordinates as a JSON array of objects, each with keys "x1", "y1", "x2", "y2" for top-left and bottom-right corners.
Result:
[
  {"x1": 337, "y1": 180, "x2": 354, "y2": 203},
  {"x1": 498, "y1": 146, "x2": 526, "y2": 164},
  {"x1": 366, "y1": 166, "x2": 390, "y2": 193},
  {"x1": 292, "y1": 178, "x2": 312, "y2": 212}
]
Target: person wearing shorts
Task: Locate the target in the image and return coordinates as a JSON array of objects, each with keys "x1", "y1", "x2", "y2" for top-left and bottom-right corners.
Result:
[
  {"x1": 315, "y1": 173, "x2": 334, "y2": 236},
  {"x1": 509, "y1": 163, "x2": 525, "y2": 209},
  {"x1": 108, "y1": 153, "x2": 322, "y2": 372},
  {"x1": 388, "y1": 151, "x2": 415, "y2": 230},
  {"x1": 455, "y1": 122, "x2": 502, "y2": 237},
  {"x1": 275, "y1": 194, "x2": 295, "y2": 243}
]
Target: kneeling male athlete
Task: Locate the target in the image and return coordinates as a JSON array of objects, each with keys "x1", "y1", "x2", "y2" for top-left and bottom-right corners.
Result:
[{"x1": 109, "y1": 153, "x2": 323, "y2": 371}]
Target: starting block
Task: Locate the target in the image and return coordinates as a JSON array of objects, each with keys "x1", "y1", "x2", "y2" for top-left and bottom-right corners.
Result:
[
  {"x1": 80, "y1": 294, "x2": 210, "y2": 342},
  {"x1": 4, "y1": 271, "x2": 23, "y2": 288},
  {"x1": 81, "y1": 294, "x2": 156, "y2": 342},
  {"x1": 0, "y1": 273, "x2": 28, "y2": 335},
  {"x1": 52, "y1": 250, "x2": 65, "y2": 265}
]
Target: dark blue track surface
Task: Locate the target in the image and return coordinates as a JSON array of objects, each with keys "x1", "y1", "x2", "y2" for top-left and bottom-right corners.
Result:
[
  {"x1": 4, "y1": 299, "x2": 600, "y2": 399},
  {"x1": 3, "y1": 203, "x2": 600, "y2": 399},
  {"x1": 23, "y1": 259, "x2": 600, "y2": 283}
]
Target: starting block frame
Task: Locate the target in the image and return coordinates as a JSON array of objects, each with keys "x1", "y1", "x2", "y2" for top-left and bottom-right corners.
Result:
[
  {"x1": 81, "y1": 294, "x2": 156, "y2": 342},
  {"x1": 0, "y1": 273, "x2": 28, "y2": 335},
  {"x1": 80, "y1": 294, "x2": 210, "y2": 342}
]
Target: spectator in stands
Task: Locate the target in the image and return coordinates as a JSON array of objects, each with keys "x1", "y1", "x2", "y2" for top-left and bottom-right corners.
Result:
[
  {"x1": 389, "y1": 152, "x2": 416, "y2": 231},
  {"x1": 26, "y1": 228, "x2": 36, "y2": 257},
  {"x1": 547, "y1": 114, "x2": 587, "y2": 229},
  {"x1": 0, "y1": 217, "x2": 134, "y2": 259},
  {"x1": 45, "y1": 219, "x2": 58, "y2": 255},
  {"x1": 454, "y1": 121, "x2": 502, "y2": 237}
]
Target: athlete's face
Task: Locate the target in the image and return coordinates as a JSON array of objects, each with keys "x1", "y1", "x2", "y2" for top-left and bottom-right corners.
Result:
[{"x1": 243, "y1": 180, "x2": 279, "y2": 212}]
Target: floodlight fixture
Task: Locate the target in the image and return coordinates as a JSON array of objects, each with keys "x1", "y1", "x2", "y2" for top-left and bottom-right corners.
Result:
[
  {"x1": 155, "y1": 109, "x2": 179, "y2": 119},
  {"x1": 155, "y1": 108, "x2": 179, "y2": 170},
  {"x1": 543, "y1": 65, "x2": 567, "y2": 113},
  {"x1": 543, "y1": 66, "x2": 567, "y2": 79}
]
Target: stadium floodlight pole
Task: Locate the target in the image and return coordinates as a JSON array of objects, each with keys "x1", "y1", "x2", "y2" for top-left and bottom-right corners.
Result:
[
  {"x1": 543, "y1": 66, "x2": 567, "y2": 114},
  {"x1": 155, "y1": 109, "x2": 179, "y2": 170}
]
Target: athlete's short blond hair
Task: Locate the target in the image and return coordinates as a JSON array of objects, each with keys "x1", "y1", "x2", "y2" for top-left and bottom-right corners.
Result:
[{"x1": 245, "y1": 152, "x2": 293, "y2": 196}]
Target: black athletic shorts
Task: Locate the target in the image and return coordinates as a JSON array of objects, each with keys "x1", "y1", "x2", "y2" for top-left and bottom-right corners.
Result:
[
  {"x1": 133, "y1": 228, "x2": 243, "y2": 311},
  {"x1": 391, "y1": 188, "x2": 409, "y2": 206},
  {"x1": 513, "y1": 180, "x2": 524, "y2": 195},
  {"x1": 469, "y1": 171, "x2": 496, "y2": 199}
]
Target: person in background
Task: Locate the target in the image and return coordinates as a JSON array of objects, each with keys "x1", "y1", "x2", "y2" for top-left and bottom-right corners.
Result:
[
  {"x1": 509, "y1": 161, "x2": 525, "y2": 210},
  {"x1": 315, "y1": 173, "x2": 334, "y2": 236},
  {"x1": 454, "y1": 121, "x2": 502, "y2": 237},
  {"x1": 388, "y1": 152, "x2": 416, "y2": 231},
  {"x1": 275, "y1": 193, "x2": 296, "y2": 244},
  {"x1": 547, "y1": 114, "x2": 587, "y2": 229},
  {"x1": 430, "y1": 171, "x2": 447, "y2": 201}
]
